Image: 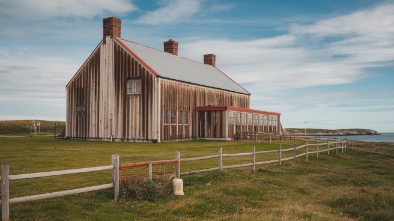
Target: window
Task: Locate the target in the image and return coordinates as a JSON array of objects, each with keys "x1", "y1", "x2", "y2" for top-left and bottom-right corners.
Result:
[
  {"x1": 184, "y1": 112, "x2": 189, "y2": 124},
  {"x1": 127, "y1": 78, "x2": 141, "y2": 94},
  {"x1": 264, "y1": 115, "x2": 268, "y2": 126},
  {"x1": 213, "y1": 111, "x2": 218, "y2": 125},
  {"x1": 253, "y1": 114, "x2": 258, "y2": 125},
  {"x1": 229, "y1": 111, "x2": 234, "y2": 124},
  {"x1": 242, "y1": 113, "x2": 247, "y2": 125},
  {"x1": 247, "y1": 113, "x2": 252, "y2": 125},
  {"x1": 236, "y1": 112, "x2": 240, "y2": 124},
  {"x1": 178, "y1": 111, "x2": 183, "y2": 124},
  {"x1": 259, "y1": 115, "x2": 263, "y2": 125},
  {"x1": 163, "y1": 110, "x2": 169, "y2": 124},
  {"x1": 171, "y1": 110, "x2": 176, "y2": 124},
  {"x1": 76, "y1": 106, "x2": 85, "y2": 117}
]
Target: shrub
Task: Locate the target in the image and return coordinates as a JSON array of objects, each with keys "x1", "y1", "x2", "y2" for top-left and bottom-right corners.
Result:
[{"x1": 121, "y1": 178, "x2": 173, "y2": 201}]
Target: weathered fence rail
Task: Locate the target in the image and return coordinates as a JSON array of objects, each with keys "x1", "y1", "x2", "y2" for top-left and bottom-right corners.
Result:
[
  {"x1": 1, "y1": 155, "x2": 120, "y2": 221},
  {"x1": 179, "y1": 139, "x2": 347, "y2": 176}
]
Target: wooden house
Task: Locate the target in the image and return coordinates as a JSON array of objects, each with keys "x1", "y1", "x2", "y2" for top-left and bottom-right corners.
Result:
[{"x1": 65, "y1": 17, "x2": 281, "y2": 142}]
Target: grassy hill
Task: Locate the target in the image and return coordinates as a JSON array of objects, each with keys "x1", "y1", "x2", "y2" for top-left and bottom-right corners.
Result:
[{"x1": 0, "y1": 120, "x2": 65, "y2": 135}]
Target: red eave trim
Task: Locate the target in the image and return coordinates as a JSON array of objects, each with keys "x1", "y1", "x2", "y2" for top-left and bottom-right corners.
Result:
[
  {"x1": 114, "y1": 37, "x2": 160, "y2": 77},
  {"x1": 196, "y1": 106, "x2": 281, "y2": 116}
]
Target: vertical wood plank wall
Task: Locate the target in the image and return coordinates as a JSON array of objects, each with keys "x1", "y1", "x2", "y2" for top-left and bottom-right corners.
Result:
[{"x1": 66, "y1": 37, "x2": 158, "y2": 141}]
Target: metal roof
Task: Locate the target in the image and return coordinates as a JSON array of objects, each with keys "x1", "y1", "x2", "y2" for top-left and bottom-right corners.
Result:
[{"x1": 118, "y1": 38, "x2": 250, "y2": 95}]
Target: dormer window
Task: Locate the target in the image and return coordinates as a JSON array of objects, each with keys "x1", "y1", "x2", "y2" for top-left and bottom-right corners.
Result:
[{"x1": 127, "y1": 78, "x2": 141, "y2": 94}]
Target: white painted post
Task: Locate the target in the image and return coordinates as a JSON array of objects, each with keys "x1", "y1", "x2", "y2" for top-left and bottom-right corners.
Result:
[
  {"x1": 148, "y1": 162, "x2": 152, "y2": 180},
  {"x1": 2, "y1": 164, "x2": 10, "y2": 221},
  {"x1": 112, "y1": 155, "x2": 119, "y2": 202},
  {"x1": 327, "y1": 139, "x2": 330, "y2": 155},
  {"x1": 252, "y1": 146, "x2": 256, "y2": 172},
  {"x1": 219, "y1": 148, "x2": 223, "y2": 170},
  {"x1": 335, "y1": 140, "x2": 338, "y2": 155},
  {"x1": 269, "y1": 134, "x2": 272, "y2": 144},
  {"x1": 176, "y1": 152, "x2": 181, "y2": 179},
  {"x1": 316, "y1": 139, "x2": 319, "y2": 159},
  {"x1": 306, "y1": 140, "x2": 309, "y2": 161},
  {"x1": 278, "y1": 144, "x2": 282, "y2": 166}
]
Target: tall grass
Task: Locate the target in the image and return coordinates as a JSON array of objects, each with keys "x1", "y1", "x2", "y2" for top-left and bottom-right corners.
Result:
[{"x1": 1, "y1": 136, "x2": 393, "y2": 220}]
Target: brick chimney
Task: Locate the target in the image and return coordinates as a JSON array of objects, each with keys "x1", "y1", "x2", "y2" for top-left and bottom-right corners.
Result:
[
  {"x1": 204, "y1": 54, "x2": 216, "y2": 67},
  {"x1": 103, "y1": 17, "x2": 121, "y2": 43},
  {"x1": 163, "y1": 39, "x2": 178, "y2": 55}
]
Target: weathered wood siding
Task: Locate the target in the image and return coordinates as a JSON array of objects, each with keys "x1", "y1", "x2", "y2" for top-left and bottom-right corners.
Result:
[
  {"x1": 160, "y1": 80, "x2": 250, "y2": 141},
  {"x1": 66, "y1": 37, "x2": 159, "y2": 141}
]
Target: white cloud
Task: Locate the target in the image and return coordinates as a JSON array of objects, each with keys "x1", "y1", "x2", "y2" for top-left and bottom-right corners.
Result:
[
  {"x1": 0, "y1": 0, "x2": 137, "y2": 19},
  {"x1": 180, "y1": 2, "x2": 394, "y2": 92},
  {"x1": 136, "y1": 0, "x2": 202, "y2": 25}
]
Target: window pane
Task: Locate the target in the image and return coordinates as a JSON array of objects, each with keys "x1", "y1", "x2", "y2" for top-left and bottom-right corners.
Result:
[
  {"x1": 184, "y1": 112, "x2": 189, "y2": 124},
  {"x1": 171, "y1": 110, "x2": 176, "y2": 124},
  {"x1": 179, "y1": 111, "x2": 183, "y2": 124},
  {"x1": 164, "y1": 110, "x2": 169, "y2": 124},
  {"x1": 248, "y1": 113, "x2": 252, "y2": 125},
  {"x1": 229, "y1": 111, "x2": 234, "y2": 124},
  {"x1": 127, "y1": 79, "x2": 133, "y2": 94},
  {"x1": 135, "y1": 79, "x2": 141, "y2": 94}
]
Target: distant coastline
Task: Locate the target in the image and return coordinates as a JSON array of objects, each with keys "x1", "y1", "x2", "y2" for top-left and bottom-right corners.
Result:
[{"x1": 284, "y1": 128, "x2": 381, "y2": 136}]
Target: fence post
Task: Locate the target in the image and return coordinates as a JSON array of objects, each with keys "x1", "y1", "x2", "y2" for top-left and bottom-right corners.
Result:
[
  {"x1": 305, "y1": 140, "x2": 309, "y2": 161},
  {"x1": 335, "y1": 140, "x2": 338, "y2": 155},
  {"x1": 269, "y1": 134, "x2": 272, "y2": 144},
  {"x1": 112, "y1": 155, "x2": 119, "y2": 202},
  {"x1": 316, "y1": 139, "x2": 319, "y2": 159},
  {"x1": 252, "y1": 146, "x2": 256, "y2": 172},
  {"x1": 176, "y1": 152, "x2": 181, "y2": 179},
  {"x1": 1, "y1": 164, "x2": 10, "y2": 221},
  {"x1": 293, "y1": 142, "x2": 296, "y2": 164},
  {"x1": 148, "y1": 162, "x2": 152, "y2": 180},
  {"x1": 219, "y1": 148, "x2": 223, "y2": 171},
  {"x1": 327, "y1": 139, "x2": 330, "y2": 155},
  {"x1": 278, "y1": 144, "x2": 282, "y2": 166},
  {"x1": 341, "y1": 139, "x2": 344, "y2": 152}
]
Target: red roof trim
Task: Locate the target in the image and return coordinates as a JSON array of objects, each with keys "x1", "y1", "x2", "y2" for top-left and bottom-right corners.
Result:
[
  {"x1": 114, "y1": 37, "x2": 160, "y2": 77},
  {"x1": 196, "y1": 106, "x2": 281, "y2": 116}
]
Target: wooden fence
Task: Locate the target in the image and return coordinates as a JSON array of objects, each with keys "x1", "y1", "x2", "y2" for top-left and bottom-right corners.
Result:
[
  {"x1": 179, "y1": 138, "x2": 347, "y2": 176},
  {"x1": 1, "y1": 155, "x2": 120, "y2": 221},
  {"x1": 1, "y1": 138, "x2": 347, "y2": 221}
]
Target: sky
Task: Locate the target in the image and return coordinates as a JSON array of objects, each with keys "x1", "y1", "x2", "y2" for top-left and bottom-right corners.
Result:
[{"x1": 0, "y1": 0, "x2": 393, "y2": 132}]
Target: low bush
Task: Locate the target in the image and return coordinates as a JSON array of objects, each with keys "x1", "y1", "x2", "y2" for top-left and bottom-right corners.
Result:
[{"x1": 121, "y1": 178, "x2": 173, "y2": 201}]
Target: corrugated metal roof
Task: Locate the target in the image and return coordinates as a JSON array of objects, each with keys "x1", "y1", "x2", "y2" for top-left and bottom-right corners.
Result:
[{"x1": 118, "y1": 38, "x2": 250, "y2": 95}]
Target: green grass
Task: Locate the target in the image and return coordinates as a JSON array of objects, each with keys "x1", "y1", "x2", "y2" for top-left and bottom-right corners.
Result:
[
  {"x1": 0, "y1": 120, "x2": 65, "y2": 135},
  {"x1": 1, "y1": 136, "x2": 393, "y2": 220}
]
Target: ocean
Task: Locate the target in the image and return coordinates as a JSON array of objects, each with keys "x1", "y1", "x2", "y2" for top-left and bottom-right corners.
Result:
[{"x1": 316, "y1": 133, "x2": 394, "y2": 143}]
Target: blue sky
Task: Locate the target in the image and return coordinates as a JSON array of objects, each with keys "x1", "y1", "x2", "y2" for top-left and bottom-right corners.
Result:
[{"x1": 0, "y1": 0, "x2": 393, "y2": 132}]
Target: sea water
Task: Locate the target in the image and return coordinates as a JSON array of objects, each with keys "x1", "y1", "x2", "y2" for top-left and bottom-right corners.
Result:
[{"x1": 316, "y1": 133, "x2": 394, "y2": 143}]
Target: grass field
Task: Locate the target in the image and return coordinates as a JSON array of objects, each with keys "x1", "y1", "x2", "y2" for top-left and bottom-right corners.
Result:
[{"x1": 0, "y1": 136, "x2": 393, "y2": 220}]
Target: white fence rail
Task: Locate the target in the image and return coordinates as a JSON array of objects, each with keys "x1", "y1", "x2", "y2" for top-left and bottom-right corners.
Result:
[{"x1": 1, "y1": 155, "x2": 120, "y2": 221}]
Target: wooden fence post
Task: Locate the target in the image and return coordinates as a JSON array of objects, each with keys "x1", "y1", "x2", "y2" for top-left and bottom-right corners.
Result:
[
  {"x1": 176, "y1": 152, "x2": 181, "y2": 179},
  {"x1": 148, "y1": 162, "x2": 152, "y2": 180},
  {"x1": 316, "y1": 139, "x2": 319, "y2": 159},
  {"x1": 219, "y1": 148, "x2": 223, "y2": 171},
  {"x1": 327, "y1": 139, "x2": 330, "y2": 155},
  {"x1": 278, "y1": 144, "x2": 282, "y2": 166},
  {"x1": 269, "y1": 134, "x2": 272, "y2": 144},
  {"x1": 305, "y1": 140, "x2": 309, "y2": 161},
  {"x1": 335, "y1": 140, "x2": 338, "y2": 155},
  {"x1": 341, "y1": 139, "x2": 344, "y2": 152},
  {"x1": 112, "y1": 155, "x2": 119, "y2": 202},
  {"x1": 1, "y1": 164, "x2": 10, "y2": 221},
  {"x1": 293, "y1": 142, "x2": 296, "y2": 164},
  {"x1": 252, "y1": 146, "x2": 256, "y2": 172}
]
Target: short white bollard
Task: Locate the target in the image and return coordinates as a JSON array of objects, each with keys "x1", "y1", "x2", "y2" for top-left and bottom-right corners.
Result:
[{"x1": 173, "y1": 178, "x2": 184, "y2": 196}]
